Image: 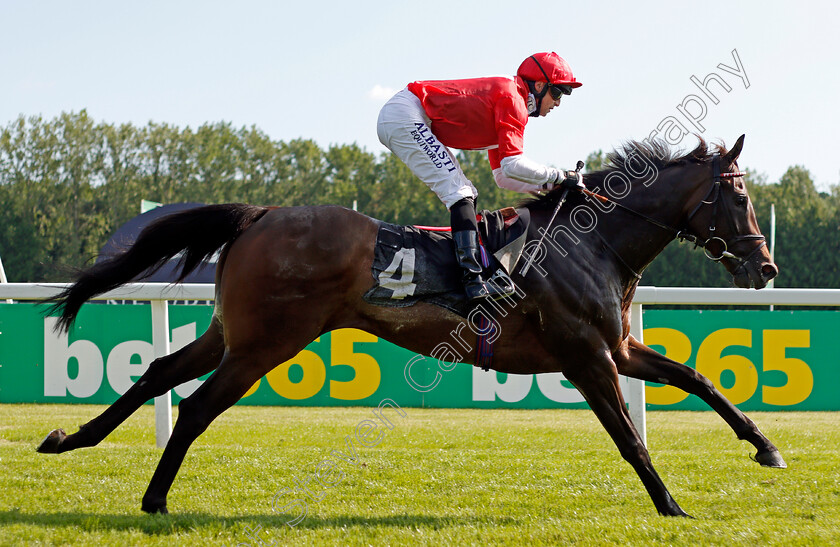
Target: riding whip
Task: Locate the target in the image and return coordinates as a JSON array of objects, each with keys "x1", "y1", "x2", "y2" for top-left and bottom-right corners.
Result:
[{"x1": 520, "y1": 160, "x2": 584, "y2": 276}]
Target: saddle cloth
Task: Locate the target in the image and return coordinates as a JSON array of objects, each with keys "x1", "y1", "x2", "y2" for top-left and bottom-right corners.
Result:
[{"x1": 363, "y1": 207, "x2": 530, "y2": 317}]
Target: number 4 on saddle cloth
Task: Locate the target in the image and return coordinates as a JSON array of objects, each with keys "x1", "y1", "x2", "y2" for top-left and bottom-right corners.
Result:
[{"x1": 363, "y1": 207, "x2": 531, "y2": 318}]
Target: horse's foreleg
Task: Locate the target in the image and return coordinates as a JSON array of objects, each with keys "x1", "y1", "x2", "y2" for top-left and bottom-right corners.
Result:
[
  {"x1": 614, "y1": 337, "x2": 786, "y2": 468},
  {"x1": 37, "y1": 318, "x2": 225, "y2": 454},
  {"x1": 565, "y1": 355, "x2": 690, "y2": 517}
]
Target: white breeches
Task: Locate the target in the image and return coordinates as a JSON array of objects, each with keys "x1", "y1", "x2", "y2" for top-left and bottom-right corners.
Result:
[{"x1": 377, "y1": 88, "x2": 477, "y2": 209}]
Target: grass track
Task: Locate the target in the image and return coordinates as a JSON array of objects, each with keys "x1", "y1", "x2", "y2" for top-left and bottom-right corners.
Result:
[{"x1": 1, "y1": 404, "x2": 838, "y2": 546}]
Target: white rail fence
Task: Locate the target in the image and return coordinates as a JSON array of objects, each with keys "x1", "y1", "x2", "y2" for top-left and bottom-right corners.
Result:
[
  {"x1": 629, "y1": 287, "x2": 840, "y2": 445},
  {"x1": 0, "y1": 283, "x2": 213, "y2": 448},
  {"x1": 1, "y1": 283, "x2": 839, "y2": 448}
]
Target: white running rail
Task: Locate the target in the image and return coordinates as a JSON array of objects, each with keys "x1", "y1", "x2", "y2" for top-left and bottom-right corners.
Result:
[
  {"x1": 627, "y1": 287, "x2": 840, "y2": 446},
  {"x1": 0, "y1": 283, "x2": 212, "y2": 448},
  {"x1": 2, "y1": 283, "x2": 839, "y2": 448}
]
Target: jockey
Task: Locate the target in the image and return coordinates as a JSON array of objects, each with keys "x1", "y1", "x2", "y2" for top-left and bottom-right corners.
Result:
[{"x1": 377, "y1": 51, "x2": 585, "y2": 303}]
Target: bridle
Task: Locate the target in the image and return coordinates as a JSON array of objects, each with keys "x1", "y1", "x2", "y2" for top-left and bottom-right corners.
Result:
[
  {"x1": 579, "y1": 154, "x2": 767, "y2": 279},
  {"x1": 680, "y1": 154, "x2": 767, "y2": 265}
]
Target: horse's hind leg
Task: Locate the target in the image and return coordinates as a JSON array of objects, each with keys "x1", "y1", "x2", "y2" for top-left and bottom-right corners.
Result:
[
  {"x1": 139, "y1": 346, "x2": 283, "y2": 514},
  {"x1": 565, "y1": 353, "x2": 690, "y2": 517},
  {"x1": 37, "y1": 318, "x2": 226, "y2": 454},
  {"x1": 614, "y1": 337, "x2": 786, "y2": 468}
]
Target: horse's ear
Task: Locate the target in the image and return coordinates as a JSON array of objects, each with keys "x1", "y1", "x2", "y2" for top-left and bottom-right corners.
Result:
[{"x1": 723, "y1": 134, "x2": 745, "y2": 166}]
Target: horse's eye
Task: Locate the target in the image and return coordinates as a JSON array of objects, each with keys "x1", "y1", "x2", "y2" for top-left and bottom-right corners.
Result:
[{"x1": 735, "y1": 195, "x2": 748, "y2": 207}]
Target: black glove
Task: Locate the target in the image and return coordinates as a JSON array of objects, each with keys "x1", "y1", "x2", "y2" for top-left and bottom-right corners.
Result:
[{"x1": 560, "y1": 170, "x2": 585, "y2": 190}]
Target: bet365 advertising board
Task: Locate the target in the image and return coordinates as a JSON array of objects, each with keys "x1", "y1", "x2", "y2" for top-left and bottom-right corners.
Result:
[{"x1": 0, "y1": 303, "x2": 836, "y2": 410}]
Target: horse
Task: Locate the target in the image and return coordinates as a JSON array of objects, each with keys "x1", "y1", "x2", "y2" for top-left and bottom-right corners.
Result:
[{"x1": 37, "y1": 134, "x2": 785, "y2": 518}]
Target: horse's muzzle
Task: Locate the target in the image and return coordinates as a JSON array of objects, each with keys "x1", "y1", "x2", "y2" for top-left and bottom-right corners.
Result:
[
  {"x1": 761, "y1": 262, "x2": 779, "y2": 282},
  {"x1": 734, "y1": 260, "x2": 778, "y2": 289}
]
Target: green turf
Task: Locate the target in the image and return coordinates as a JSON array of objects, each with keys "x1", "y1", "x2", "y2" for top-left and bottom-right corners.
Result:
[{"x1": 1, "y1": 404, "x2": 838, "y2": 546}]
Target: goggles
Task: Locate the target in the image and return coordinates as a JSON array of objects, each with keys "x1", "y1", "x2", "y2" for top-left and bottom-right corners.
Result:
[{"x1": 548, "y1": 84, "x2": 573, "y2": 101}]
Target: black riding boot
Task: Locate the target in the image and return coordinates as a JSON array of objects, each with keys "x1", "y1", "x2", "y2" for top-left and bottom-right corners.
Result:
[
  {"x1": 452, "y1": 230, "x2": 491, "y2": 301},
  {"x1": 450, "y1": 198, "x2": 514, "y2": 302},
  {"x1": 452, "y1": 230, "x2": 514, "y2": 302}
]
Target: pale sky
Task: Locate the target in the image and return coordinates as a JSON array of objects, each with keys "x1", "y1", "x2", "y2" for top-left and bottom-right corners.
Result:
[{"x1": 2, "y1": 1, "x2": 838, "y2": 191}]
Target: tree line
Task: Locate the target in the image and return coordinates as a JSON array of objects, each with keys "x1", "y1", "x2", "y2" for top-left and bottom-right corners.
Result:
[{"x1": 1, "y1": 111, "x2": 837, "y2": 287}]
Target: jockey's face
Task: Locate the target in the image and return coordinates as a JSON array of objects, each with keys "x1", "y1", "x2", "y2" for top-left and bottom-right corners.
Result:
[{"x1": 534, "y1": 82, "x2": 562, "y2": 117}]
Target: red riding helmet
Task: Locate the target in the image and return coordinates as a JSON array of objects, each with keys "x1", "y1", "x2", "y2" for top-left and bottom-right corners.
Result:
[{"x1": 517, "y1": 52, "x2": 582, "y2": 88}]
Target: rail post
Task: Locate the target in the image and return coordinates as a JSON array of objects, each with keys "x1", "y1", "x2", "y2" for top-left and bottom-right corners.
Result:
[
  {"x1": 626, "y1": 302, "x2": 647, "y2": 446},
  {"x1": 151, "y1": 300, "x2": 172, "y2": 448}
]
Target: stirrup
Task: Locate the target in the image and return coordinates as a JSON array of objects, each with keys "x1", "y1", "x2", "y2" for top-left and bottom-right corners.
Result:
[
  {"x1": 463, "y1": 271, "x2": 515, "y2": 302},
  {"x1": 486, "y1": 268, "x2": 515, "y2": 297}
]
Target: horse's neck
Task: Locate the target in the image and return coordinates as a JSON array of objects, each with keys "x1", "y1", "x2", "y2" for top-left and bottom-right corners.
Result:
[{"x1": 596, "y1": 168, "x2": 703, "y2": 278}]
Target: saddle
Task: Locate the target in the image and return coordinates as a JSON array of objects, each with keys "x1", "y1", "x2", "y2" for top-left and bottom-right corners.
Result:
[{"x1": 363, "y1": 207, "x2": 531, "y2": 317}]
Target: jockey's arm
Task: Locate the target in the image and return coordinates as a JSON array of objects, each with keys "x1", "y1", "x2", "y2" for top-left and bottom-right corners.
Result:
[{"x1": 491, "y1": 153, "x2": 561, "y2": 193}]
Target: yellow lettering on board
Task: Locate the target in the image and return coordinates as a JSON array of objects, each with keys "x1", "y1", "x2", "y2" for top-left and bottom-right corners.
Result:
[
  {"x1": 330, "y1": 329, "x2": 381, "y2": 400},
  {"x1": 643, "y1": 328, "x2": 691, "y2": 405},
  {"x1": 762, "y1": 330, "x2": 813, "y2": 405},
  {"x1": 265, "y1": 337, "x2": 326, "y2": 399},
  {"x1": 242, "y1": 378, "x2": 260, "y2": 398},
  {"x1": 696, "y1": 328, "x2": 757, "y2": 405}
]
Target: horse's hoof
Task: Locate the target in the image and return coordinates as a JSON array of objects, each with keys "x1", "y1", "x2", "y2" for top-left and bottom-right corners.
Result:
[
  {"x1": 659, "y1": 506, "x2": 694, "y2": 518},
  {"x1": 36, "y1": 429, "x2": 66, "y2": 453},
  {"x1": 141, "y1": 499, "x2": 169, "y2": 515},
  {"x1": 754, "y1": 449, "x2": 787, "y2": 468}
]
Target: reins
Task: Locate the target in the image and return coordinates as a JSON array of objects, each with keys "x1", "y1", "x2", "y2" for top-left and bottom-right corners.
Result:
[
  {"x1": 520, "y1": 161, "x2": 582, "y2": 276},
  {"x1": 576, "y1": 154, "x2": 766, "y2": 277}
]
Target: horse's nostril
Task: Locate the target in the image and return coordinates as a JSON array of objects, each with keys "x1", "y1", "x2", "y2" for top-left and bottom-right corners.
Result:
[{"x1": 761, "y1": 263, "x2": 778, "y2": 280}]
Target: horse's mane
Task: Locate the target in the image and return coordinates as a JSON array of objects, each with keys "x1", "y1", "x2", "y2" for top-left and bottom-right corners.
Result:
[{"x1": 523, "y1": 137, "x2": 727, "y2": 211}]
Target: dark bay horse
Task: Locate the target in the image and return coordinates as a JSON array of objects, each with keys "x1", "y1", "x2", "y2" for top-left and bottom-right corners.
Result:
[{"x1": 38, "y1": 135, "x2": 785, "y2": 517}]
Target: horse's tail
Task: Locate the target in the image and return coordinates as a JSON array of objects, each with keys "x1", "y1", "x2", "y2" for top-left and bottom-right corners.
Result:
[{"x1": 46, "y1": 203, "x2": 272, "y2": 332}]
